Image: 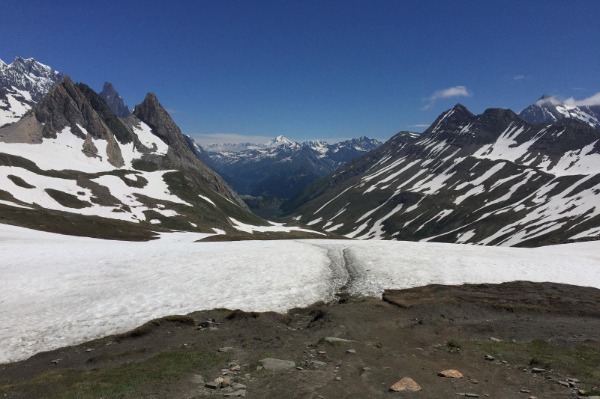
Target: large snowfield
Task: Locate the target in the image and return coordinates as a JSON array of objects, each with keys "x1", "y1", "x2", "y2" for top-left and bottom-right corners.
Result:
[{"x1": 1, "y1": 224, "x2": 600, "y2": 363}]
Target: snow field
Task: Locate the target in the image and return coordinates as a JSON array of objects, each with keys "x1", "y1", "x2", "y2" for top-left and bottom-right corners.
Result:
[
  {"x1": 0, "y1": 225, "x2": 333, "y2": 363},
  {"x1": 1, "y1": 224, "x2": 600, "y2": 363}
]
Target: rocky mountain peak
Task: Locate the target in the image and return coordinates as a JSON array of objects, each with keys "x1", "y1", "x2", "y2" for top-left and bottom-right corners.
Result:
[
  {"x1": 132, "y1": 93, "x2": 176, "y2": 145},
  {"x1": 0, "y1": 56, "x2": 63, "y2": 103},
  {"x1": 267, "y1": 135, "x2": 296, "y2": 147},
  {"x1": 99, "y1": 81, "x2": 130, "y2": 117}
]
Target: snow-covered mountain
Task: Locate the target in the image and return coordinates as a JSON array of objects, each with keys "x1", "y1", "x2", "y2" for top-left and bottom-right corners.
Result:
[
  {"x1": 0, "y1": 57, "x2": 63, "y2": 127},
  {"x1": 0, "y1": 76, "x2": 294, "y2": 238},
  {"x1": 288, "y1": 104, "x2": 600, "y2": 246},
  {"x1": 519, "y1": 95, "x2": 600, "y2": 131},
  {"x1": 198, "y1": 135, "x2": 382, "y2": 203}
]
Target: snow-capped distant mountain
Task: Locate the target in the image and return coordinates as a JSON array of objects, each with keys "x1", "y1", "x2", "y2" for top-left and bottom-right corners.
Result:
[
  {"x1": 98, "y1": 81, "x2": 130, "y2": 117},
  {"x1": 519, "y1": 95, "x2": 600, "y2": 131},
  {"x1": 288, "y1": 104, "x2": 600, "y2": 246},
  {"x1": 198, "y1": 135, "x2": 382, "y2": 205},
  {"x1": 0, "y1": 77, "x2": 277, "y2": 238},
  {"x1": 0, "y1": 57, "x2": 63, "y2": 127}
]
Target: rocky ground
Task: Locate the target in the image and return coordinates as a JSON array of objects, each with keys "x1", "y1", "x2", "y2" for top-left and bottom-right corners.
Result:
[{"x1": 1, "y1": 281, "x2": 600, "y2": 399}]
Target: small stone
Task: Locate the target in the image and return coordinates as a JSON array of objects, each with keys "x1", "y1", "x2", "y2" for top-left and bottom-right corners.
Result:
[
  {"x1": 528, "y1": 396, "x2": 538, "y2": 399},
  {"x1": 229, "y1": 364, "x2": 241, "y2": 371},
  {"x1": 205, "y1": 381, "x2": 220, "y2": 389},
  {"x1": 223, "y1": 390, "x2": 246, "y2": 397},
  {"x1": 259, "y1": 358, "x2": 296, "y2": 371},
  {"x1": 531, "y1": 368, "x2": 545, "y2": 373},
  {"x1": 218, "y1": 347, "x2": 234, "y2": 352},
  {"x1": 324, "y1": 337, "x2": 353, "y2": 344},
  {"x1": 346, "y1": 349, "x2": 356, "y2": 354},
  {"x1": 85, "y1": 348, "x2": 94, "y2": 352},
  {"x1": 520, "y1": 389, "x2": 531, "y2": 393},
  {"x1": 438, "y1": 369, "x2": 464, "y2": 379},
  {"x1": 469, "y1": 379, "x2": 478, "y2": 384},
  {"x1": 296, "y1": 366, "x2": 304, "y2": 370},
  {"x1": 489, "y1": 337, "x2": 502, "y2": 342},
  {"x1": 310, "y1": 360, "x2": 326, "y2": 368},
  {"x1": 457, "y1": 394, "x2": 479, "y2": 398},
  {"x1": 566, "y1": 377, "x2": 580, "y2": 383},
  {"x1": 484, "y1": 354, "x2": 495, "y2": 361},
  {"x1": 318, "y1": 350, "x2": 327, "y2": 355},
  {"x1": 390, "y1": 377, "x2": 421, "y2": 392},
  {"x1": 50, "y1": 359, "x2": 60, "y2": 364},
  {"x1": 232, "y1": 383, "x2": 247, "y2": 390},
  {"x1": 558, "y1": 381, "x2": 569, "y2": 387},
  {"x1": 221, "y1": 376, "x2": 232, "y2": 387},
  {"x1": 335, "y1": 376, "x2": 342, "y2": 381}
]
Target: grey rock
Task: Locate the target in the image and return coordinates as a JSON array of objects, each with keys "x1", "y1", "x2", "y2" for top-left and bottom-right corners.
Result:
[
  {"x1": 531, "y1": 368, "x2": 545, "y2": 373},
  {"x1": 484, "y1": 354, "x2": 495, "y2": 361},
  {"x1": 259, "y1": 357, "x2": 296, "y2": 371},
  {"x1": 224, "y1": 389, "x2": 246, "y2": 397},
  {"x1": 346, "y1": 349, "x2": 356, "y2": 354},
  {"x1": 324, "y1": 336, "x2": 353, "y2": 344},
  {"x1": 190, "y1": 374, "x2": 205, "y2": 385},
  {"x1": 218, "y1": 347, "x2": 234, "y2": 352},
  {"x1": 205, "y1": 381, "x2": 220, "y2": 389}
]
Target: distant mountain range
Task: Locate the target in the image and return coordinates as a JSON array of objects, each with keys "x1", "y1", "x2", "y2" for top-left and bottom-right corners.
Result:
[
  {"x1": 287, "y1": 104, "x2": 600, "y2": 246},
  {"x1": 2, "y1": 56, "x2": 600, "y2": 245},
  {"x1": 198, "y1": 135, "x2": 382, "y2": 215}
]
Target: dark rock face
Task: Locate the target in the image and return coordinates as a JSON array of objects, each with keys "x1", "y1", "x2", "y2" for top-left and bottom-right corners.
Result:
[
  {"x1": 98, "y1": 82, "x2": 130, "y2": 117},
  {"x1": 289, "y1": 104, "x2": 600, "y2": 246},
  {"x1": 33, "y1": 77, "x2": 134, "y2": 146}
]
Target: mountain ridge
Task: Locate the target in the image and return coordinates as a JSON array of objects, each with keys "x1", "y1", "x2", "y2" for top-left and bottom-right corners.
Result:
[{"x1": 287, "y1": 103, "x2": 600, "y2": 246}]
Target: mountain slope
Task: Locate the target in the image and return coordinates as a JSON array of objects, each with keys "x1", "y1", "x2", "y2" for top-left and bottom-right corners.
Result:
[
  {"x1": 199, "y1": 135, "x2": 382, "y2": 201},
  {"x1": 0, "y1": 57, "x2": 63, "y2": 127},
  {"x1": 519, "y1": 95, "x2": 600, "y2": 131},
  {"x1": 289, "y1": 104, "x2": 600, "y2": 246},
  {"x1": 0, "y1": 78, "x2": 277, "y2": 238}
]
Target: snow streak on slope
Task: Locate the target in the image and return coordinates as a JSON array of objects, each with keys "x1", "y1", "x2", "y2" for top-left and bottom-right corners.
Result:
[{"x1": 1, "y1": 224, "x2": 600, "y2": 363}]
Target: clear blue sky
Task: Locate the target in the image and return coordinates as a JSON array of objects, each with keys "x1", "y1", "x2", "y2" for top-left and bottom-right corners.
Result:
[{"x1": 1, "y1": 0, "x2": 599, "y2": 144}]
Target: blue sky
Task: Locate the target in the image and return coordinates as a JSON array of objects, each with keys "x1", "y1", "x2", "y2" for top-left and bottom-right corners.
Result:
[{"x1": 2, "y1": 0, "x2": 599, "y2": 144}]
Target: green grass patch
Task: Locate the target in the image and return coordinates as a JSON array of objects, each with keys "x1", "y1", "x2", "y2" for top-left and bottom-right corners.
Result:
[
  {"x1": 1, "y1": 348, "x2": 225, "y2": 399},
  {"x1": 471, "y1": 339, "x2": 600, "y2": 382}
]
